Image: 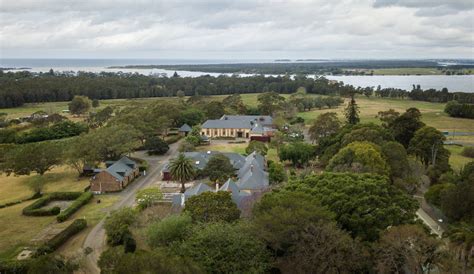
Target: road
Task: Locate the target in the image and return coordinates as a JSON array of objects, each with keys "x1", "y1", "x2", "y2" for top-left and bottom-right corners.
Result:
[
  {"x1": 416, "y1": 208, "x2": 444, "y2": 238},
  {"x1": 81, "y1": 141, "x2": 180, "y2": 274}
]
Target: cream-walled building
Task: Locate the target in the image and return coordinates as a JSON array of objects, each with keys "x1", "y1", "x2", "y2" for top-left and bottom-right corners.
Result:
[{"x1": 201, "y1": 115, "x2": 274, "y2": 139}]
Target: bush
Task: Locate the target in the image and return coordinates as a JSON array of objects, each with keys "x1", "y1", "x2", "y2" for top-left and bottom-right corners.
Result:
[
  {"x1": 34, "y1": 219, "x2": 87, "y2": 256},
  {"x1": 22, "y1": 192, "x2": 82, "y2": 217},
  {"x1": 123, "y1": 231, "x2": 136, "y2": 253},
  {"x1": 57, "y1": 192, "x2": 93, "y2": 222},
  {"x1": 146, "y1": 214, "x2": 193, "y2": 248},
  {"x1": 104, "y1": 208, "x2": 138, "y2": 246},
  {"x1": 0, "y1": 259, "x2": 29, "y2": 273},
  {"x1": 145, "y1": 136, "x2": 169, "y2": 155},
  {"x1": 461, "y1": 147, "x2": 474, "y2": 158}
]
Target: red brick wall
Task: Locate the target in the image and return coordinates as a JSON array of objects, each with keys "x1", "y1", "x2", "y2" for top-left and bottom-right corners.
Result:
[{"x1": 90, "y1": 171, "x2": 123, "y2": 193}]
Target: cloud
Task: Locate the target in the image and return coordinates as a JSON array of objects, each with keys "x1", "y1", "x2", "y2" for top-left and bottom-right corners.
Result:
[{"x1": 0, "y1": 0, "x2": 472, "y2": 58}]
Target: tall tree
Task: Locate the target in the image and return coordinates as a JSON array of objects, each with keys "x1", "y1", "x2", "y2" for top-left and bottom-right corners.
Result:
[
  {"x1": 223, "y1": 93, "x2": 246, "y2": 114},
  {"x1": 308, "y1": 112, "x2": 341, "y2": 144},
  {"x1": 327, "y1": 141, "x2": 389, "y2": 176},
  {"x1": 6, "y1": 141, "x2": 63, "y2": 176},
  {"x1": 344, "y1": 94, "x2": 360, "y2": 125},
  {"x1": 408, "y1": 126, "x2": 447, "y2": 167},
  {"x1": 68, "y1": 95, "x2": 92, "y2": 116},
  {"x1": 169, "y1": 153, "x2": 196, "y2": 193},
  {"x1": 202, "y1": 154, "x2": 235, "y2": 183},
  {"x1": 389, "y1": 108, "x2": 425, "y2": 148},
  {"x1": 288, "y1": 173, "x2": 418, "y2": 241},
  {"x1": 375, "y1": 225, "x2": 446, "y2": 274},
  {"x1": 245, "y1": 141, "x2": 268, "y2": 156},
  {"x1": 257, "y1": 92, "x2": 285, "y2": 115}
]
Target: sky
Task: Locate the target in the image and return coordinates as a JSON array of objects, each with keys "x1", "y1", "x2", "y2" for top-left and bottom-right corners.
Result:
[{"x1": 0, "y1": 0, "x2": 473, "y2": 60}]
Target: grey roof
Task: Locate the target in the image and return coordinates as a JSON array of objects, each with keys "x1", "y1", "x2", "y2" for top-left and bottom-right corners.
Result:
[
  {"x1": 172, "y1": 182, "x2": 212, "y2": 206},
  {"x1": 104, "y1": 156, "x2": 137, "y2": 181},
  {"x1": 220, "y1": 115, "x2": 273, "y2": 126},
  {"x1": 179, "y1": 124, "x2": 192, "y2": 132},
  {"x1": 237, "y1": 167, "x2": 269, "y2": 190},
  {"x1": 202, "y1": 119, "x2": 251, "y2": 129},
  {"x1": 185, "y1": 182, "x2": 212, "y2": 196},
  {"x1": 220, "y1": 179, "x2": 240, "y2": 193},
  {"x1": 168, "y1": 150, "x2": 268, "y2": 207}
]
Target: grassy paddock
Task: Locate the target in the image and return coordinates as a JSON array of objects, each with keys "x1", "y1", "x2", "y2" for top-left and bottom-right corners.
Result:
[
  {"x1": 445, "y1": 145, "x2": 473, "y2": 171},
  {"x1": 0, "y1": 166, "x2": 91, "y2": 259},
  {"x1": 298, "y1": 96, "x2": 474, "y2": 133}
]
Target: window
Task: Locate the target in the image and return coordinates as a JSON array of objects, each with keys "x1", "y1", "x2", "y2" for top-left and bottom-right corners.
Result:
[
  {"x1": 207, "y1": 129, "x2": 210, "y2": 135},
  {"x1": 215, "y1": 130, "x2": 218, "y2": 135}
]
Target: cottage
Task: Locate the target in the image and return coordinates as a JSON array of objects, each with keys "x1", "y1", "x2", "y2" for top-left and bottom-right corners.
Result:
[
  {"x1": 178, "y1": 124, "x2": 192, "y2": 136},
  {"x1": 90, "y1": 156, "x2": 140, "y2": 193},
  {"x1": 201, "y1": 115, "x2": 274, "y2": 140}
]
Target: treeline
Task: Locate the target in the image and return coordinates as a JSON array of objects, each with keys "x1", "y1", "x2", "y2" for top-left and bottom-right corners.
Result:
[
  {"x1": 0, "y1": 72, "x2": 347, "y2": 108},
  {"x1": 1, "y1": 71, "x2": 473, "y2": 108},
  {"x1": 112, "y1": 60, "x2": 451, "y2": 74},
  {"x1": 444, "y1": 101, "x2": 474, "y2": 118},
  {"x1": 373, "y1": 85, "x2": 474, "y2": 104}
]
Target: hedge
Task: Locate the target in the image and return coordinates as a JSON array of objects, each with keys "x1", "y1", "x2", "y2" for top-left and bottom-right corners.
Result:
[
  {"x1": 0, "y1": 192, "x2": 42, "y2": 209},
  {"x1": 22, "y1": 192, "x2": 82, "y2": 217},
  {"x1": 57, "y1": 192, "x2": 93, "y2": 222},
  {"x1": 0, "y1": 259, "x2": 29, "y2": 274},
  {"x1": 34, "y1": 219, "x2": 87, "y2": 257}
]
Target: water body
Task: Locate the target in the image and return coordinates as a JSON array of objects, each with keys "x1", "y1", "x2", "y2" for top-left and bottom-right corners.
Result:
[{"x1": 1, "y1": 59, "x2": 473, "y2": 93}]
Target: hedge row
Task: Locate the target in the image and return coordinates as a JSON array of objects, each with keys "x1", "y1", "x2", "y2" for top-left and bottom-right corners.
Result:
[
  {"x1": 34, "y1": 219, "x2": 87, "y2": 257},
  {"x1": 57, "y1": 192, "x2": 93, "y2": 222},
  {"x1": 0, "y1": 259, "x2": 29, "y2": 274},
  {"x1": 0, "y1": 193, "x2": 42, "y2": 209},
  {"x1": 22, "y1": 192, "x2": 82, "y2": 217}
]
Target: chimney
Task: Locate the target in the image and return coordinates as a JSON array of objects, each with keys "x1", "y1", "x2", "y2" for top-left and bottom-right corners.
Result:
[
  {"x1": 180, "y1": 193, "x2": 185, "y2": 207},
  {"x1": 250, "y1": 164, "x2": 254, "y2": 172},
  {"x1": 215, "y1": 183, "x2": 219, "y2": 191}
]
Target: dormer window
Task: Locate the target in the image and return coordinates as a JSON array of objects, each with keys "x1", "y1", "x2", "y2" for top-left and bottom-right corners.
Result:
[{"x1": 195, "y1": 161, "x2": 200, "y2": 165}]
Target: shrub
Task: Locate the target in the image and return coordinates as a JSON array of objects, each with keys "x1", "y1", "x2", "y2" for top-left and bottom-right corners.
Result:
[
  {"x1": 0, "y1": 259, "x2": 29, "y2": 273},
  {"x1": 461, "y1": 146, "x2": 474, "y2": 158},
  {"x1": 146, "y1": 214, "x2": 193, "y2": 248},
  {"x1": 57, "y1": 192, "x2": 93, "y2": 222},
  {"x1": 34, "y1": 219, "x2": 87, "y2": 256},
  {"x1": 0, "y1": 192, "x2": 42, "y2": 209},
  {"x1": 123, "y1": 231, "x2": 136, "y2": 253},
  {"x1": 105, "y1": 208, "x2": 138, "y2": 246}
]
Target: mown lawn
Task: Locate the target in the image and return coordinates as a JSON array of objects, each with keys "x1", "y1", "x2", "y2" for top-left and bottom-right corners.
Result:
[{"x1": 196, "y1": 142, "x2": 247, "y2": 154}]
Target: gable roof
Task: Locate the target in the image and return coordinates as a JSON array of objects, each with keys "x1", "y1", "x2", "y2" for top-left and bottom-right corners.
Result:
[
  {"x1": 184, "y1": 182, "x2": 212, "y2": 196},
  {"x1": 220, "y1": 115, "x2": 273, "y2": 126},
  {"x1": 202, "y1": 119, "x2": 252, "y2": 129},
  {"x1": 103, "y1": 156, "x2": 137, "y2": 181},
  {"x1": 179, "y1": 124, "x2": 192, "y2": 132},
  {"x1": 237, "y1": 167, "x2": 269, "y2": 190}
]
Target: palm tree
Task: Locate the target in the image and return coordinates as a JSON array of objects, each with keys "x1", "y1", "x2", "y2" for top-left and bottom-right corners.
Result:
[{"x1": 169, "y1": 153, "x2": 195, "y2": 193}]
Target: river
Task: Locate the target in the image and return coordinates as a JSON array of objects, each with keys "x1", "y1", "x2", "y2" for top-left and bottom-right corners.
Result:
[{"x1": 1, "y1": 58, "x2": 473, "y2": 92}]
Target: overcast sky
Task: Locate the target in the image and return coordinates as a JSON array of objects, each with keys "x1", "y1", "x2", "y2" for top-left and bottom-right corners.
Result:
[{"x1": 0, "y1": 0, "x2": 473, "y2": 59}]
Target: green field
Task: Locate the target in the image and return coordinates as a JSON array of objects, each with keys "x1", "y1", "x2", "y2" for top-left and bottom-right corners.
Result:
[{"x1": 445, "y1": 145, "x2": 473, "y2": 171}]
